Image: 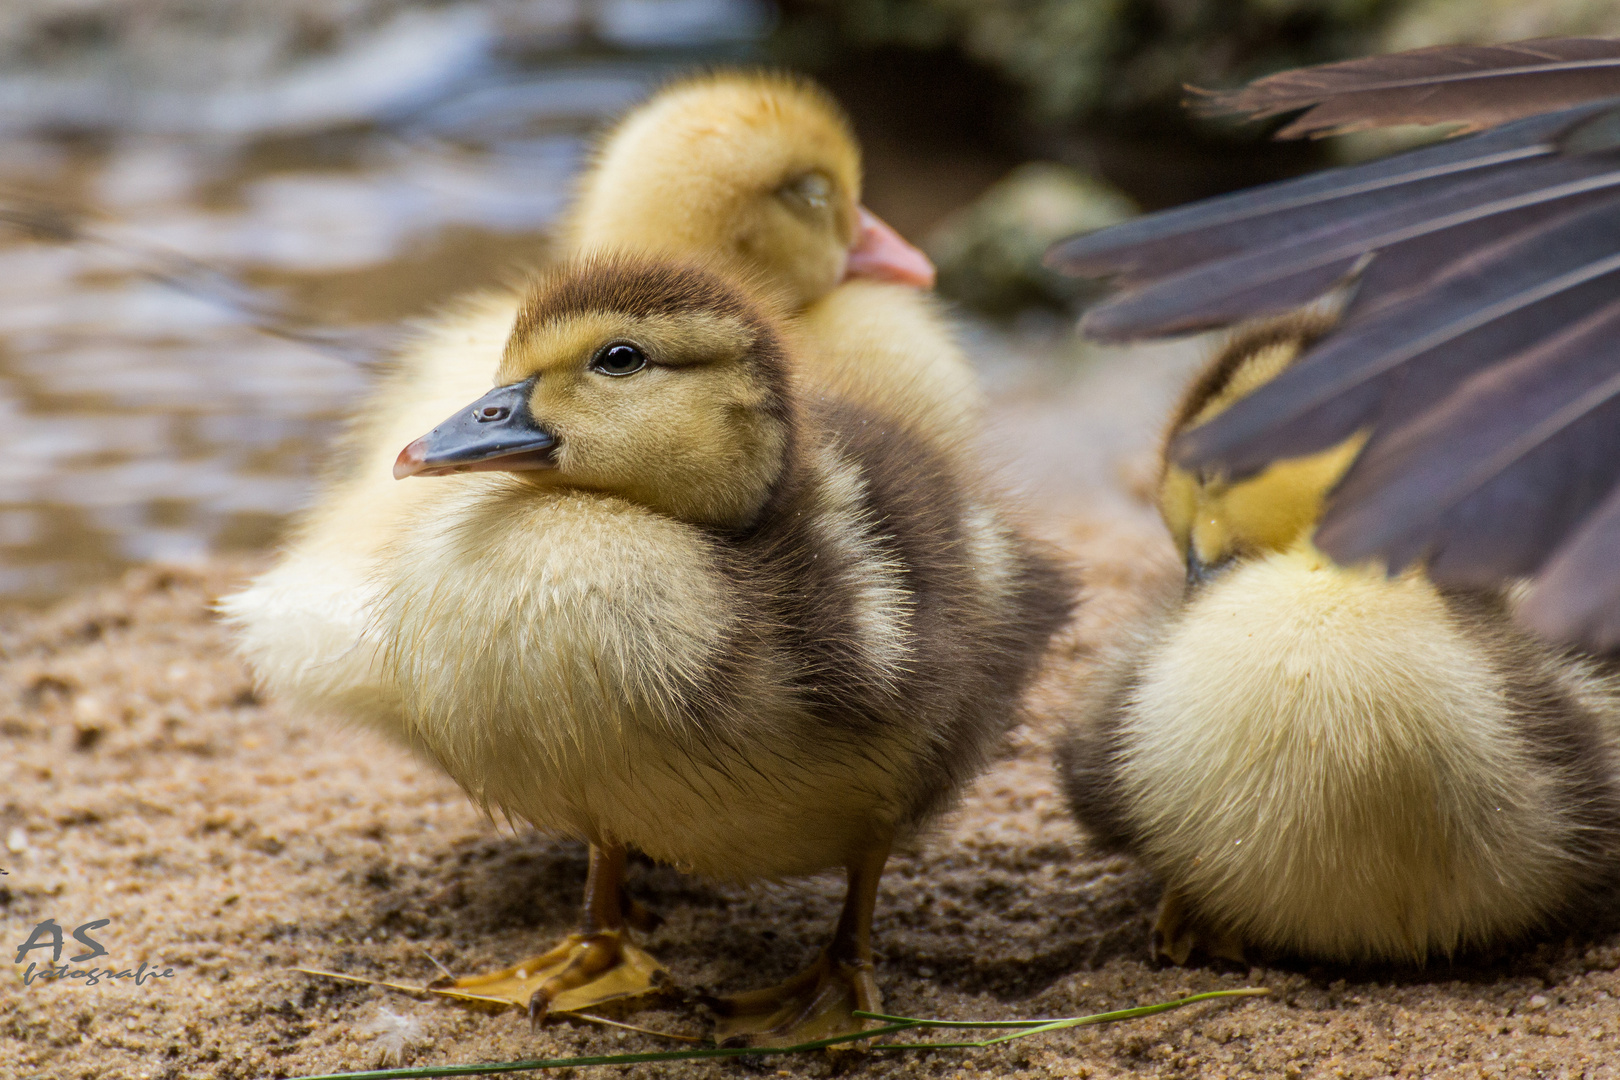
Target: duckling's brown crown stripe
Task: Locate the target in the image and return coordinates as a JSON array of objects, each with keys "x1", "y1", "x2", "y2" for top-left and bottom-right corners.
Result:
[
  {"x1": 510, "y1": 257, "x2": 769, "y2": 344},
  {"x1": 1166, "y1": 313, "x2": 1336, "y2": 443}
]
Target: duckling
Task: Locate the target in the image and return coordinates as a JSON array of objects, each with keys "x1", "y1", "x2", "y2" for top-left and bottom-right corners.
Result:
[
  {"x1": 567, "y1": 71, "x2": 932, "y2": 305},
  {"x1": 230, "y1": 254, "x2": 1073, "y2": 1041},
  {"x1": 1056, "y1": 315, "x2": 1620, "y2": 966},
  {"x1": 566, "y1": 71, "x2": 980, "y2": 447},
  {"x1": 224, "y1": 69, "x2": 1028, "y2": 1038}
]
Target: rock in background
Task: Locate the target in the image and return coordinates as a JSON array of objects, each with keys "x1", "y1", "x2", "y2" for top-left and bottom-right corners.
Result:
[{"x1": 926, "y1": 162, "x2": 1136, "y2": 317}]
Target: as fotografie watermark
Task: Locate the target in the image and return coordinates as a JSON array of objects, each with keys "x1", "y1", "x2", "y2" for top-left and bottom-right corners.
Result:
[{"x1": 13, "y1": 917, "x2": 175, "y2": 988}]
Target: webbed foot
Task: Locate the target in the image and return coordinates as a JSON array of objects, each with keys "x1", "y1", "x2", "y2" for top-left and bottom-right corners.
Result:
[
  {"x1": 430, "y1": 928, "x2": 668, "y2": 1019},
  {"x1": 708, "y1": 840, "x2": 892, "y2": 1048},
  {"x1": 429, "y1": 842, "x2": 671, "y2": 1020},
  {"x1": 1153, "y1": 888, "x2": 1246, "y2": 965},
  {"x1": 708, "y1": 949, "x2": 880, "y2": 1047}
]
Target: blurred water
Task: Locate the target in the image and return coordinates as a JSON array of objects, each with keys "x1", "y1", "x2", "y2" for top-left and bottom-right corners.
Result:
[
  {"x1": 0, "y1": 0, "x2": 770, "y2": 604},
  {"x1": 0, "y1": 0, "x2": 1206, "y2": 608}
]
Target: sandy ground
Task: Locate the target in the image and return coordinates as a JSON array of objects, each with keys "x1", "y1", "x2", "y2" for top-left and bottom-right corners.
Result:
[{"x1": 5, "y1": 339, "x2": 1620, "y2": 1079}]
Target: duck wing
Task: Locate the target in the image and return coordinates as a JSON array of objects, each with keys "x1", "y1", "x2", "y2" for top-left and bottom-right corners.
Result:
[
  {"x1": 1046, "y1": 37, "x2": 1620, "y2": 649},
  {"x1": 1193, "y1": 37, "x2": 1620, "y2": 138}
]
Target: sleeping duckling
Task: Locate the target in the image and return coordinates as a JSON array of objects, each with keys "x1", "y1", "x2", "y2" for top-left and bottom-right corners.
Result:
[
  {"x1": 1057, "y1": 316, "x2": 1620, "y2": 966},
  {"x1": 232, "y1": 255, "x2": 1073, "y2": 1042},
  {"x1": 568, "y1": 71, "x2": 932, "y2": 302},
  {"x1": 567, "y1": 70, "x2": 980, "y2": 448}
]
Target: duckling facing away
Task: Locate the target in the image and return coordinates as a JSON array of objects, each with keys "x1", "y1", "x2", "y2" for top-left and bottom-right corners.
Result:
[
  {"x1": 1057, "y1": 316, "x2": 1620, "y2": 966},
  {"x1": 228, "y1": 254, "x2": 1071, "y2": 1042}
]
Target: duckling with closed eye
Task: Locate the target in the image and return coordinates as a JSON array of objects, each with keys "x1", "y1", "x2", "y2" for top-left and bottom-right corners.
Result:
[
  {"x1": 1057, "y1": 315, "x2": 1620, "y2": 966},
  {"x1": 233, "y1": 254, "x2": 1073, "y2": 1043},
  {"x1": 566, "y1": 70, "x2": 979, "y2": 448},
  {"x1": 568, "y1": 71, "x2": 932, "y2": 302}
]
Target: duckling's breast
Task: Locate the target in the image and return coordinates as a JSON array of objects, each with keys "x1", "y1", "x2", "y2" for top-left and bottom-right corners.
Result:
[
  {"x1": 1117, "y1": 542, "x2": 1578, "y2": 961},
  {"x1": 375, "y1": 477, "x2": 924, "y2": 880}
]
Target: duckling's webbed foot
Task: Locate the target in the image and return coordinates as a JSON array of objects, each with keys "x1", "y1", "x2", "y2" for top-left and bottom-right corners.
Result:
[
  {"x1": 1152, "y1": 888, "x2": 1246, "y2": 966},
  {"x1": 710, "y1": 947, "x2": 880, "y2": 1047},
  {"x1": 709, "y1": 842, "x2": 890, "y2": 1048},
  {"x1": 429, "y1": 843, "x2": 670, "y2": 1019}
]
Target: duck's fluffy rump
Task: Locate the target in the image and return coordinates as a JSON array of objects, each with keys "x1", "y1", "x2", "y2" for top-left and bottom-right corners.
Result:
[
  {"x1": 1058, "y1": 317, "x2": 1620, "y2": 964},
  {"x1": 1061, "y1": 545, "x2": 1620, "y2": 963}
]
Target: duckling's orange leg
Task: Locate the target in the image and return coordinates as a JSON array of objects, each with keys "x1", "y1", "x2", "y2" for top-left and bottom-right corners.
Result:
[
  {"x1": 1152, "y1": 888, "x2": 1246, "y2": 966},
  {"x1": 430, "y1": 843, "x2": 669, "y2": 1021},
  {"x1": 709, "y1": 839, "x2": 890, "y2": 1047}
]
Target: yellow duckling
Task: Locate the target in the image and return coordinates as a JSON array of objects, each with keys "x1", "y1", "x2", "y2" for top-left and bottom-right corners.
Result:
[
  {"x1": 567, "y1": 70, "x2": 979, "y2": 447},
  {"x1": 236, "y1": 254, "x2": 1072, "y2": 1041},
  {"x1": 225, "y1": 71, "x2": 1042, "y2": 1042},
  {"x1": 1057, "y1": 316, "x2": 1620, "y2": 966}
]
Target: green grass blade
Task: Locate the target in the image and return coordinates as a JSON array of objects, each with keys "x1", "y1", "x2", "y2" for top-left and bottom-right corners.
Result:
[
  {"x1": 287, "y1": 1023, "x2": 925, "y2": 1080},
  {"x1": 288, "y1": 987, "x2": 1268, "y2": 1079},
  {"x1": 860, "y1": 987, "x2": 1271, "y2": 1049}
]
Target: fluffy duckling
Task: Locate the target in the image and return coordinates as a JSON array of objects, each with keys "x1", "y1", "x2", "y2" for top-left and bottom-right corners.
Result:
[
  {"x1": 568, "y1": 71, "x2": 931, "y2": 304},
  {"x1": 566, "y1": 71, "x2": 982, "y2": 448},
  {"x1": 225, "y1": 70, "x2": 1032, "y2": 1040},
  {"x1": 230, "y1": 255, "x2": 1072, "y2": 1042},
  {"x1": 1057, "y1": 317, "x2": 1620, "y2": 966}
]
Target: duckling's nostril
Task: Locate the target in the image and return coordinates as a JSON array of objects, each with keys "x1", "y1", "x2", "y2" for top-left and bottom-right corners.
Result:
[{"x1": 475, "y1": 406, "x2": 510, "y2": 423}]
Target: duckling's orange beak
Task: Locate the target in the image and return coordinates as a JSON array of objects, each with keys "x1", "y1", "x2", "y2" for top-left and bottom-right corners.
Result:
[
  {"x1": 844, "y1": 206, "x2": 935, "y2": 289},
  {"x1": 394, "y1": 379, "x2": 558, "y2": 480}
]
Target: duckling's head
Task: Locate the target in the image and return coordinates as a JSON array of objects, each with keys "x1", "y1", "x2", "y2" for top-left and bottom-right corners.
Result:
[
  {"x1": 394, "y1": 257, "x2": 792, "y2": 528},
  {"x1": 569, "y1": 71, "x2": 933, "y2": 308},
  {"x1": 1158, "y1": 317, "x2": 1365, "y2": 584}
]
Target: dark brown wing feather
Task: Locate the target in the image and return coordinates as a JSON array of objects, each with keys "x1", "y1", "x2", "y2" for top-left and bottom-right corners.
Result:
[
  {"x1": 1195, "y1": 38, "x2": 1620, "y2": 138},
  {"x1": 1048, "y1": 36, "x2": 1620, "y2": 649},
  {"x1": 1522, "y1": 484, "x2": 1620, "y2": 650},
  {"x1": 1313, "y1": 299, "x2": 1620, "y2": 580},
  {"x1": 1044, "y1": 106, "x2": 1581, "y2": 284},
  {"x1": 1172, "y1": 196, "x2": 1620, "y2": 474},
  {"x1": 1081, "y1": 153, "x2": 1620, "y2": 340}
]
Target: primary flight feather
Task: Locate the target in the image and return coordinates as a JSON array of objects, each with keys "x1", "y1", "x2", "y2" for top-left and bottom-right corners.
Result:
[{"x1": 1047, "y1": 36, "x2": 1620, "y2": 649}]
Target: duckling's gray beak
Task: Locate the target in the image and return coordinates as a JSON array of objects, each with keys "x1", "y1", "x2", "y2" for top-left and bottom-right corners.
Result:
[{"x1": 393, "y1": 379, "x2": 558, "y2": 480}]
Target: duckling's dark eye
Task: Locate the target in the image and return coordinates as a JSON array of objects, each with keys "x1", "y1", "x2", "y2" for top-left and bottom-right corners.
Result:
[{"x1": 591, "y1": 343, "x2": 647, "y2": 377}]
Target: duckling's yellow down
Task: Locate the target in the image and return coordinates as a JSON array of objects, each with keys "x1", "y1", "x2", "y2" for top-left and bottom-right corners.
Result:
[
  {"x1": 1059, "y1": 316, "x2": 1620, "y2": 964},
  {"x1": 567, "y1": 70, "x2": 980, "y2": 447}
]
